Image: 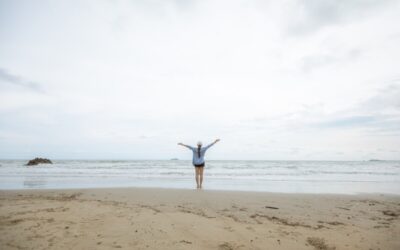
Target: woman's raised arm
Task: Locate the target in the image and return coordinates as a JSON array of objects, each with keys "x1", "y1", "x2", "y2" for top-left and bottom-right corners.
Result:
[
  {"x1": 205, "y1": 139, "x2": 220, "y2": 149},
  {"x1": 178, "y1": 143, "x2": 193, "y2": 150}
]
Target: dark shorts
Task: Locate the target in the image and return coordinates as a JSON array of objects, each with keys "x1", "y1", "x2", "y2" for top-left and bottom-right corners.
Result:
[{"x1": 194, "y1": 163, "x2": 205, "y2": 168}]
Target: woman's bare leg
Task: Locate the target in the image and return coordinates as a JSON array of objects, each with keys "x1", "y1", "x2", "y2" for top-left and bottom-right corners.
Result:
[
  {"x1": 199, "y1": 167, "x2": 204, "y2": 189},
  {"x1": 195, "y1": 167, "x2": 200, "y2": 188}
]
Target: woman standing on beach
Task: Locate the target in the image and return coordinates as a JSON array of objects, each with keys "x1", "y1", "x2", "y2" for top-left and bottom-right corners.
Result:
[{"x1": 178, "y1": 139, "x2": 220, "y2": 189}]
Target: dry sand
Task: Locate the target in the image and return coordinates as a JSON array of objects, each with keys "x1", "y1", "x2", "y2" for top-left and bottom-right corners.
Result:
[{"x1": 0, "y1": 188, "x2": 399, "y2": 250}]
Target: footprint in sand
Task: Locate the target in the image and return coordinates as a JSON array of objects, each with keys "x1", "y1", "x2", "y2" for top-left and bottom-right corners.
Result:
[
  {"x1": 246, "y1": 226, "x2": 255, "y2": 232},
  {"x1": 306, "y1": 237, "x2": 336, "y2": 250},
  {"x1": 224, "y1": 226, "x2": 235, "y2": 232},
  {"x1": 382, "y1": 210, "x2": 399, "y2": 217},
  {"x1": 219, "y1": 242, "x2": 235, "y2": 250}
]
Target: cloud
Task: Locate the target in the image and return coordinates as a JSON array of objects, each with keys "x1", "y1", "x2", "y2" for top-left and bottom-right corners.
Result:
[
  {"x1": 301, "y1": 49, "x2": 362, "y2": 73},
  {"x1": 314, "y1": 116, "x2": 375, "y2": 128},
  {"x1": 0, "y1": 0, "x2": 399, "y2": 160},
  {"x1": 286, "y1": 0, "x2": 397, "y2": 36},
  {"x1": 305, "y1": 82, "x2": 399, "y2": 135},
  {"x1": 361, "y1": 81, "x2": 400, "y2": 113},
  {"x1": 308, "y1": 114, "x2": 400, "y2": 136},
  {"x1": 0, "y1": 68, "x2": 43, "y2": 92},
  {"x1": 241, "y1": 80, "x2": 400, "y2": 140}
]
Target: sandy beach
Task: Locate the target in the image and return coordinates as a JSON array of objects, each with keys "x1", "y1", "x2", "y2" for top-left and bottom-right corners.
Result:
[{"x1": 0, "y1": 188, "x2": 399, "y2": 250}]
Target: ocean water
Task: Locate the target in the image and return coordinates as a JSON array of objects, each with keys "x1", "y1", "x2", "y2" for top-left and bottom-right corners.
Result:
[{"x1": 0, "y1": 160, "x2": 399, "y2": 194}]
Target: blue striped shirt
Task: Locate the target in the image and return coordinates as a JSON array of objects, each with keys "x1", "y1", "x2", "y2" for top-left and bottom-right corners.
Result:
[{"x1": 187, "y1": 143, "x2": 215, "y2": 165}]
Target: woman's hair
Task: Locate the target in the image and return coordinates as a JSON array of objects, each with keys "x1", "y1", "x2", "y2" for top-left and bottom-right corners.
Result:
[{"x1": 197, "y1": 145, "x2": 201, "y2": 158}]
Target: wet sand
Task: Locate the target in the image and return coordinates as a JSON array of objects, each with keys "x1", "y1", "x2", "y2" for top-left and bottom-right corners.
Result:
[{"x1": 0, "y1": 188, "x2": 399, "y2": 249}]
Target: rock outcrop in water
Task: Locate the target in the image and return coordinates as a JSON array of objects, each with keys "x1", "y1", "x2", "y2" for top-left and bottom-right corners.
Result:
[
  {"x1": 369, "y1": 159, "x2": 383, "y2": 162},
  {"x1": 26, "y1": 158, "x2": 53, "y2": 166}
]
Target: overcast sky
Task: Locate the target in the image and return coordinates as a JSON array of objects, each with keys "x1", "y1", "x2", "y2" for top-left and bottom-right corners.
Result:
[{"x1": 0, "y1": 0, "x2": 399, "y2": 160}]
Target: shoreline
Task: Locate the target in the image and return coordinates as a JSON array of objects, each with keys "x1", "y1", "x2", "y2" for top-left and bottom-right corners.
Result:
[
  {"x1": 1, "y1": 187, "x2": 399, "y2": 249},
  {"x1": 2, "y1": 186, "x2": 400, "y2": 196},
  {"x1": 2, "y1": 185, "x2": 400, "y2": 196}
]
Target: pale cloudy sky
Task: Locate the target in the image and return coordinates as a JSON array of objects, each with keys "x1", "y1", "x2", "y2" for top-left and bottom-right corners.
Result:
[{"x1": 0, "y1": 0, "x2": 399, "y2": 160}]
